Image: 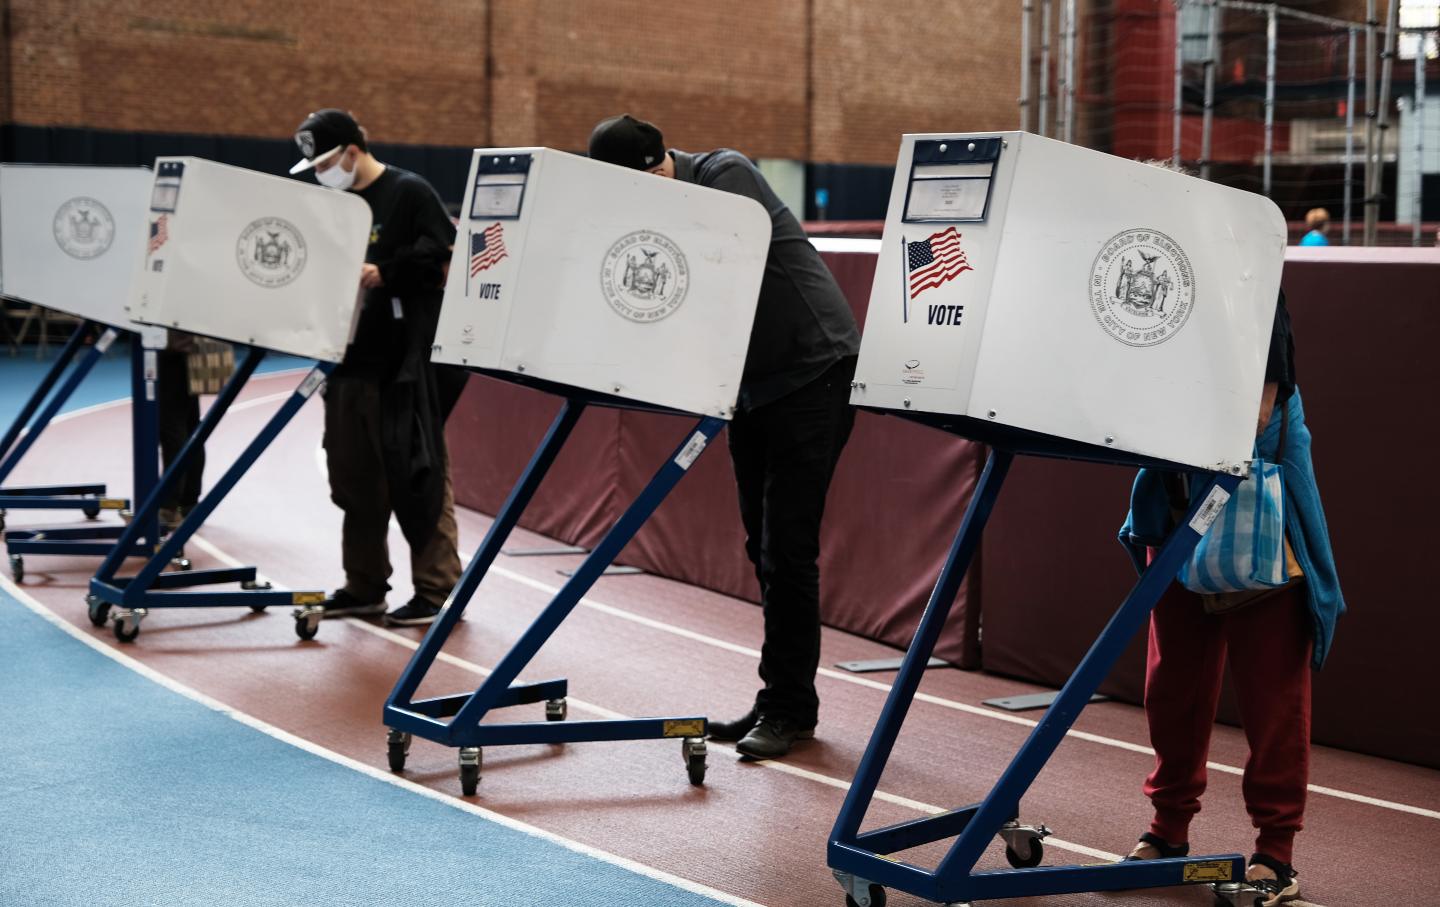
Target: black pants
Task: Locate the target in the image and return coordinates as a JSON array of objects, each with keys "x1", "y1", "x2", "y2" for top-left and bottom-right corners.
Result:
[
  {"x1": 156, "y1": 349, "x2": 202, "y2": 512},
  {"x1": 728, "y1": 356, "x2": 857, "y2": 725}
]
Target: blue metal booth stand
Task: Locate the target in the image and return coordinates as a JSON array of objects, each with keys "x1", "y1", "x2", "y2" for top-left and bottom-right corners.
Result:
[
  {"x1": 4, "y1": 321, "x2": 163, "y2": 580},
  {"x1": 826, "y1": 411, "x2": 1264, "y2": 907},
  {"x1": 383, "y1": 369, "x2": 721, "y2": 795},
  {"x1": 86, "y1": 347, "x2": 331, "y2": 643}
]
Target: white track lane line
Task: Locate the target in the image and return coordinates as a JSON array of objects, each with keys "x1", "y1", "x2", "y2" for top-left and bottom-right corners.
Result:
[
  {"x1": 0, "y1": 573, "x2": 763, "y2": 907},
  {"x1": 314, "y1": 439, "x2": 1440, "y2": 825}
]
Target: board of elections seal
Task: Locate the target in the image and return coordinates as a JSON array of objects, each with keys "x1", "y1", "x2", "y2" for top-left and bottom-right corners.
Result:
[
  {"x1": 53, "y1": 197, "x2": 115, "y2": 260},
  {"x1": 237, "y1": 217, "x2": 307, "y2": 288},
  {"x1": 1089, "y1": 228, "x2": 1195, "y2": 348},
  {"x1": 600, "y1": 230, "x2": 690, "y2": 323}
]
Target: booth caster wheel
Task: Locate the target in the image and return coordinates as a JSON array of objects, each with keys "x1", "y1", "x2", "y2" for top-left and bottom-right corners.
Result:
[
  {"x1": 459, "y1": 747, "x2": 482, "y2": 795},
  {"x1": 683, "y1": 737, "x2": 707, "y2": 786},
  {"x1": 9, "y1": 555, "x2": 23, "y2": 583},
  {"x1": 243, "y1": 579, "x2": 273, "y2": 613},
  {"x1": 1212, "y1": 882, "x2": 1264, "y2": 907},
  {"x1": 113, "y1": 609, "x2": 146, "y2": 643},
  {"x1": 83, "y1": 504, "x2": 100, "y2": 520},
  {"x1": 545, "y1": 698, "x2": 568, "y2": 722},
  {"x1": 171, "y1": 557, "x2": 192, "y2": 572},
  {"x1": 86, "y1": 594, "x2": 111, "y2": 628},
  {"x1": 293, "y1": 605, "x2": 322, "y2": 641},
  {"x1": 998, "y1": 820, "x2": 1051, "y2": 869},
  {"x1": 386, "y1": 729, "x2": 412, "y2": 773}
]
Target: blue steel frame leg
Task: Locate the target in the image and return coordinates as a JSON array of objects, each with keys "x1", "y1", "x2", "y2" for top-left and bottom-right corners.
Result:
[
  {"x1": 386, "y1": 410, "x2": 725, "y2": 754},
  {"x1": 6, "y1": 335, "x2": 161, "y2": 560},
  {"x1": 829, "y1": 461, "x2": 1246, "y2": 905},
  {"x1": 0, "y1": 319, "x2": 91, "y2": 466},
  {"x1": 386, "y1": 399, "x2": 587, "y2": 716},
  {"x1": 92, "y1": 357, "x2": 333, "y2": 616},
  {"x1": 0, "y1": 322, "x2": 122, "y2": 513}
]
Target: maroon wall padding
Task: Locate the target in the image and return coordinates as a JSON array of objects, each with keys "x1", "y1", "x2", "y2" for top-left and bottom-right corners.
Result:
[
  {"x1": 446, "y1": 250, "x2": 987, "y2": 669},
  {"x1": 978, "y1": 254, "x2": 1440, "y2": 769}
]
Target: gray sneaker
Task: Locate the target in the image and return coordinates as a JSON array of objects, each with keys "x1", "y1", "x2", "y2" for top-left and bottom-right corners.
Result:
[{"x1": 321, "y1": 589, "x2": 386, "y2": 618}]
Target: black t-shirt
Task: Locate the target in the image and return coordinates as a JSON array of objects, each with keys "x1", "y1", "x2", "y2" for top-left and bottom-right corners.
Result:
[
  {"x1": 340, "y1": 166, "x2": 457, "y2": 378},
  {"x1": 1266, "y1": 289, "x2": 1296, "y2": 403}
]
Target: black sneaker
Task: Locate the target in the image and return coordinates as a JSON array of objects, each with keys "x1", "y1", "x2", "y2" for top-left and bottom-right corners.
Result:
[
  {"x1": 735, "y1": 714, "x2": 817, "y2": 759},
  {"x1": 321, "y1": 589, "x2": 386, "y2": 618},
  {"x1": 385, "y1": 597, "x2": 443, "y2": 627},
  {"x1": 706, "y1": 709, "x2": 758, "y2": 742},
  {"x1": 1247, "y1": 854, "x2": 1300, "y2": 906}
]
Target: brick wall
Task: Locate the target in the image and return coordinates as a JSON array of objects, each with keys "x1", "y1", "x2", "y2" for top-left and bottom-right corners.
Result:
[{"x1": 1, "y1": 0, "x2": 1024, "y2": 166}]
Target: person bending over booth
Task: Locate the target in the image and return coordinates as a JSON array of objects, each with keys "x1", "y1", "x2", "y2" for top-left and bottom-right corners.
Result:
[
  {"x1": 289, "y1": 108, "x2": 467, "y2": 628},
  {"x1": 1118, "y1": 291, "x2": 1344, "y2": 906},
  {"x1": 588, "y1": 114, "x2": 860, "y2": 759}
]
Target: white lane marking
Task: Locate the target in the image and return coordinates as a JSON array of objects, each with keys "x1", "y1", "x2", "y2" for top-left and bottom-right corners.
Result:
[{"x1": 0, "y1": 574, "x2": 763, "y2": 907}]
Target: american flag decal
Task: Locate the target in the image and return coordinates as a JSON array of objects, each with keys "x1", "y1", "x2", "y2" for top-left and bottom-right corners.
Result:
[
  {"x1": 470, "y1": 223, "x2": 508, "y2": 277},
  {"x1": 906, "y1": 227, "x2": 972, "y2": 300},
  {"x1": 148, "y1": 215, "x2": 169, "y2": 256}
]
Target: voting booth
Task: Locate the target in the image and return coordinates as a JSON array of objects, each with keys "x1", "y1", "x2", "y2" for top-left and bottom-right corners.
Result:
[
  {"x1": 828, "y1": 134, "x2": 1285, "y2": 907},
  {"x1": 0, "y1": 165, "x2": 161, "y2": 570},
  {"x1": 384, "y1": 147, "x2": 769, "y2": 793},
  {"x1": 90, "y1": 157, "x2": 372, "y2": 643}
]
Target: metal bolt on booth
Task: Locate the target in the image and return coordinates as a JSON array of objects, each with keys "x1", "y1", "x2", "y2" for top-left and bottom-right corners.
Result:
[
  {"x1": 827, "y1": 133, "x2": 1286, "y2": 907},
  {"x1": 381, "y1": 147, "x2": 771, "y2": 794}
]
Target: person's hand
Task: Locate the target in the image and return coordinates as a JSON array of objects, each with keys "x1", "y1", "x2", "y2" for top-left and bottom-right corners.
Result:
[{"x1": 360, "y1": 263, "x2": 384, "y2": 289}]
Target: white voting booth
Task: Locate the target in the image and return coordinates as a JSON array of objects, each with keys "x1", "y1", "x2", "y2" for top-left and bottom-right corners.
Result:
[
  {"x1": 830, "y1": 133, "x2": 1288, "y2": 907},
  {"x1": 851, "y1": 131, "x2": 1286, "y2": 472},
  {"x1": 89, "y1": 158, "x2": 372, "y2": 643},
  {"x1": 432, "y1": 147, "x2": 770, "y2": 417},
  {"x1": 385, "y1": 147, "x2": 770, "y2": 794},
  {"x1": 128, "y1": 157, "x2": 371, "y2": 362},
  {"x1": 0, "y1": 164, "x2": 152, "y2": 328}
]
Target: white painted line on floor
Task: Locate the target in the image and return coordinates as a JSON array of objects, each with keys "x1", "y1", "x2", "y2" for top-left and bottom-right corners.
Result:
[{"x1": 0, "y1": 573, "x2": 763, "y2": 907}]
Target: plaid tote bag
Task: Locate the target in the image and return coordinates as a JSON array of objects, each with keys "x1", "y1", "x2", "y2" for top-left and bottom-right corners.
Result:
[{"x1": 1177, "y1": 402, "x2": 1289, "y2": 594}]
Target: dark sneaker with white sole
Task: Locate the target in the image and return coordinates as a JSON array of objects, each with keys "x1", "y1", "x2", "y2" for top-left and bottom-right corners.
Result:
[
  {"x1": 321, "y1": 589, "x2": 386, "y2": 619},
  {"x1": 385, "y1": 597, "x2": 443, "y2": 627},
  {"x1": 1247, "y1": 854, "x2": 1300, "y2": 906},
  {"x1": 735, "y1": 714, "x2": 816, "y2": 759}
]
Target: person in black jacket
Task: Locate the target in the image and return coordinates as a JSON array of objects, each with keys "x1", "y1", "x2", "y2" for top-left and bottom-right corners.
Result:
[
  {"x1": 289, "y1": 109, "x2": 466, "y2": 627},
  {"x1": 589, "y1": 114, "x2": 860, "y2": 759}
]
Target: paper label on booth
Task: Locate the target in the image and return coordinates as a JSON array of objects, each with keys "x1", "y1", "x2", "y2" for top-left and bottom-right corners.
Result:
[
  {"x1": 297, "y1": 368, "x2": 327, "y2": 399},
  {"x1": 674, "y1": 432, "x2": 709, "y2": 471},
  {"x1": 1189, "y1": 486, "x2": 1231, "y2": 535}
]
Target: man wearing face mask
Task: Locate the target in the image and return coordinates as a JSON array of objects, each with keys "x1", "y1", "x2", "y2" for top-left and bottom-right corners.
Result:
[{"x1": 289, "y1": 108, "x2": 465, "y2": 627}]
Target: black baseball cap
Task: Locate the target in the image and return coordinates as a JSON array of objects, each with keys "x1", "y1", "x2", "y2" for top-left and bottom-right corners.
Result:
[
  {"x1": 588, "y1": 114, "x2": 667, "y2": 170},
  {"x1": 290, "y1": 109, "x2": 365, "y2": 174}
]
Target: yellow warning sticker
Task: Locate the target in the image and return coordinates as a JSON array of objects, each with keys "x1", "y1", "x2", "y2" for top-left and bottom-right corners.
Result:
[
  {"x1": 291, "y1": 591, "x2": 326, "y2": 606},
  {"x1": 99, "y1": 498, "x2": 127, "y2": 510},
  {"x1": 662, "y1": 719, "x2": 706, "y2": 738},
  {"x1": 1182, "y1": 861, "x2": 1234, "y2": 883}
]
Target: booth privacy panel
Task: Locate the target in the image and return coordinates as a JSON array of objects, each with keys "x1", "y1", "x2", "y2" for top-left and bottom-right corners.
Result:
[
  {"x1": 434, "y1": 148, "x2": 771, "y2": 418},
  {"x1": 127, "y1": 157, "x2": 372, "y2": 363},
  {"x1": 852, "y1": 132, "x2": 1286, "y2": 472},
  {"x1": 0, "y1": 164, "x2": 153, "y2": 329}
]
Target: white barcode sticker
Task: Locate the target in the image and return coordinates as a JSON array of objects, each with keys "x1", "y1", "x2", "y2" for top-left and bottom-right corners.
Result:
[
  {"x1": 674, "y1": 432, "x2": 709, "y2": 471},
  {"x1": 297, "y1": 368, "x2": 326, "y2": 399},
  {"x1": 1189, "y1": 485, "x2": 1232, "y2": 535}
]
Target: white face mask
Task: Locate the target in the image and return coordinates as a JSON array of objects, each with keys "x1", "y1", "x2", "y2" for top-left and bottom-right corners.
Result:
[{"x1": 315, "y1": 149, "x2": 357, "y2": 190}]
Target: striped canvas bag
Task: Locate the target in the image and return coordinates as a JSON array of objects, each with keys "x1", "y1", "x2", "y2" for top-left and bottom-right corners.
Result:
[{"x1": 1178, "y1": 403, "x2": 1289, "y2": 594}]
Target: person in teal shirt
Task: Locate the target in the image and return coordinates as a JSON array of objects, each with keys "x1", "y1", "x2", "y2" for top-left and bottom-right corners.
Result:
[{"x1": 1298, "y1": 208, "x2": 1329, "y2": 246}]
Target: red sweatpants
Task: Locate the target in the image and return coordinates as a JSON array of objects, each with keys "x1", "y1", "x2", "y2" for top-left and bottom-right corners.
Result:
[{"x1": 1142, "y1": 580, "x2": 1313, "y2": 865}]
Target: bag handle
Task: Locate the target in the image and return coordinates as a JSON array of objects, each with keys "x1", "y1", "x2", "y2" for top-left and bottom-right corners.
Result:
[{"x1": 1275, "y1": 397, "x2": 1289, "y2": 463}]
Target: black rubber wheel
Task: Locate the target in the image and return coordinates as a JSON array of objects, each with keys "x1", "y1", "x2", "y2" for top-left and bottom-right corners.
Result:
[
  {"x1": 295, "y1": 616, "x2": 318, "y2": 641},
  {"x1": 9, "y1": 555, "x2": 23, "y2": 584},
  {"x1": 687, "y1": 755, "x2": 707, "y2": 786},
  {"x1": 387, "y1": 741, "x2": 408, "y2": 773},
  {"x1": 249, "y1": 605, "x2": 269, "y2": 614},
  {"x1": 82, "y1": 505, "x2": 100, "y2": 520},
  {"x1": 459, "y1": 762, "x2": 480, "y2": 796},
  {"x1": 844, "y1": 884, "x2": 886, "y2": 907},
  {"x1": 87, "y1": 596, "x2": 111, "y2": 628},
  {"x1": 114, "y1": 618, "x2": 140, "y2": 643},
  {"x1": 1005, "y1": 839, "x2": 1045, "y2": 869}
]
